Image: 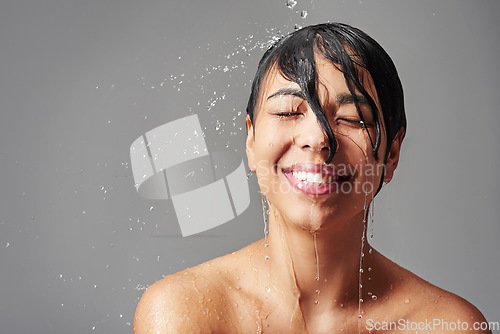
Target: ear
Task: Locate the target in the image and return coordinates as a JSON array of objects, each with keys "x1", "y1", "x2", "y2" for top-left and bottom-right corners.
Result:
[
  {"x1": 383, "y1": 127, "x2": 405, "y2": 183},
  {"x1": 245, "y1": 115, "x2": 256, "y2": 172}
]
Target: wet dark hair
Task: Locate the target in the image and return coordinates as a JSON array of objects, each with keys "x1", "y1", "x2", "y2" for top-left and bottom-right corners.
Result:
[{"x1": 246, "y1": 23, "x2": 406, "y2": 168}]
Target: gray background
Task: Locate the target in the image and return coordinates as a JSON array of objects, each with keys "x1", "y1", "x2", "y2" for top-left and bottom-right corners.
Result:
[{"x1": 0, "y1": 0, "x2": 498, "y2": 333}]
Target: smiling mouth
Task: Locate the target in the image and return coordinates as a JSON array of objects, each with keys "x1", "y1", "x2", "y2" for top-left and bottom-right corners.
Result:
[{"x1": 282, "y1": 164, "x2": 352, "y2": 195}]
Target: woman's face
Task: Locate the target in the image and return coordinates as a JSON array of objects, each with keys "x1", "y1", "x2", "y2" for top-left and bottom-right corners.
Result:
[{"x1": 246, "y1": 55, "x2": 401, "y2": 232}]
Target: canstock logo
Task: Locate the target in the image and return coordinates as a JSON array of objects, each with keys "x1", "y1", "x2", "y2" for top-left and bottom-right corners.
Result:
[{"x1": 130, "y1": 115, "x2": 250, "y2": 237}]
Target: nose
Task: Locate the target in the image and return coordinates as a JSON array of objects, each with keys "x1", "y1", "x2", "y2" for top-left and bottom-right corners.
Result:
[{"x1": 293, "y1": 111, "x2": 330, "y2": 156}]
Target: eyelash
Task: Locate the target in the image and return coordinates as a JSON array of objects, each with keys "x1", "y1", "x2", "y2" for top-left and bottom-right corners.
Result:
[
  {"x1": 275, "y1": 112, "x2": 302, "y2": 117},
  {"x1": 274, "y1": 113, "x2": 371, "y2": 128},
  {"x1": 336, "y1": 118, "x2": 374, "y2": 129},
  {"x1": 341, "y1": 118, "x2": 366, "y2": 125}
]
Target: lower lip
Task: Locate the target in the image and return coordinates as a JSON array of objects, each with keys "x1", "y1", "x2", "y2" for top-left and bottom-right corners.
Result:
[{"x1": 283, "y1": 172, "x2": 344, "y2": 196}]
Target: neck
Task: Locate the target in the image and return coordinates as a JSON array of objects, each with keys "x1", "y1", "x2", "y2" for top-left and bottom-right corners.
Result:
[{"x1": 264, "y1": 205, "x2": 369, "y2": 310}]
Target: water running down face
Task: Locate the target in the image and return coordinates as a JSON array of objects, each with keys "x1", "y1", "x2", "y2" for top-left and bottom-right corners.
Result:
[{"x1": 246, "y1": 54, "x2": 403, "y2": 232}]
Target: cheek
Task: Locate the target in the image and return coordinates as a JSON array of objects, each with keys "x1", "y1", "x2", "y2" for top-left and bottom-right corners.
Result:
[
  {"x1": 334, "y1": 130, "x2": 371, "y2": 164},
  {"x1": 253, "y1": 127, "x2": 294, "y2": 194},
  {"x1": 254, "y1": 121, "x2": 294, "y2": 161},
  {"x1": 333, "y1": 130, "x2": 385, "y2": 192},
  {"x1": 253, "y1": 139, "x2": 288, "y2": 179}
]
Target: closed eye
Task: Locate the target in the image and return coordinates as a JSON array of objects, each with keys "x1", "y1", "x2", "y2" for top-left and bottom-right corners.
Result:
[
  {"x1": 275, "y1": 112, "x2": 302, "y2": 117},
  {"x1": 337, "y1": 118, "x2": 369, "y2": 127},
  {"x1": 342, "y1": 118, "x2": 365, "y2": 125}
]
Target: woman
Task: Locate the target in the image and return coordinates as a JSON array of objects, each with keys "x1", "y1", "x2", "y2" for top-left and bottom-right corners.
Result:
[{"x1": 134, "y1": 23, "x2": 489, "y2": 333}]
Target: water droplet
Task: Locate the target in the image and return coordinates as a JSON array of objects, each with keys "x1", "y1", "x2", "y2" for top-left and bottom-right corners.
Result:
[
  {"x1": 5, "y1": 242, "x2": 10, "y2": 248},
  {"x1": 368, "y1": 267, "x2": 372, "y2": 272},
  {"x1": 285, "y1": 0, "x2": 297, "y2": 9},
  {"x1": 359, "y1": 268, "x2": 364, "y2": 273},
  {"x1": 266, "y1": 287, "x2": 271, "y2": 293},
  {"x1": 314, "y1": 300, "x2": 319, "y2": 305},
  {"x1": 368, "y1": 248, "x2": 373, "y2": 254},
  {"x1": 315, "y1": 289, "x2": 320, "y2": 294},
  {"x1": 265, "y1": 255, "x2": 270, "y2": 261},
  {"x1": 149, "y1": 206, "x2": 154, "y2": 211},
  {"x1": 300, "y1": 10, "x2": 308, "y2": 18},
  {"x1": 404, "y1": 298, "x2": 410, "y2": 304},
  {"x1": 371, "y1": 295, "x2": 377, "y2": 300}
]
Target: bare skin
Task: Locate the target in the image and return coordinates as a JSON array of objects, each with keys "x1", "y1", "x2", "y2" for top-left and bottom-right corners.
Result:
[
  {"x1": 134, "y1": 55, "x2": 490, "y2": 334},
  {"x1": 134, "y1": 238, "x2": 489, "y2": 333}
]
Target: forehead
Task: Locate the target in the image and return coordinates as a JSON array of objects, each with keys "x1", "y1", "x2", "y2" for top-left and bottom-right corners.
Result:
[{"x1": 258, "y1": 54, "x2": 381, "y2": 111}]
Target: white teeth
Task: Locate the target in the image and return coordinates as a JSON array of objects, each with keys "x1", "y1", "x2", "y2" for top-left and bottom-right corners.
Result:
[
  {"x1": 307, "y1": 173, "x2": 315, "y2": 183},
  {"x1": 313, "y1": 173, "x2": 322, "y2": 183},
  {"x1": 291, "y1": 171, "x2": 334, "y2": 184}
]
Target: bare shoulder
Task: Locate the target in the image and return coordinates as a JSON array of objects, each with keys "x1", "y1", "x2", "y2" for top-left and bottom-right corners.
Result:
[
  {"x1": 133, "y1": 268, "x2": 207, "y2": 333},
  {"x1": 133, "y1": 260, "x2": 238, "y2": 334},
  {"x1": 413, "y1": 280, "x2": 491, "y2": 334},
  {"x1": 378, "y1": 254, "x2": 491, "y2": 333}
]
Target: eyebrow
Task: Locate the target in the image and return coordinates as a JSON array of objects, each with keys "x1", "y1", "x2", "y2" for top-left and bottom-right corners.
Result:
[
  {"x1": 267, "y1": 88, "x2": 306, "y2": 100},
  {"x1": 336, "y1": 93, "x2": 369, "y2": 106},
  {"x1": 267, "y1": 89, "x2": 370, "y2": 107}
]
